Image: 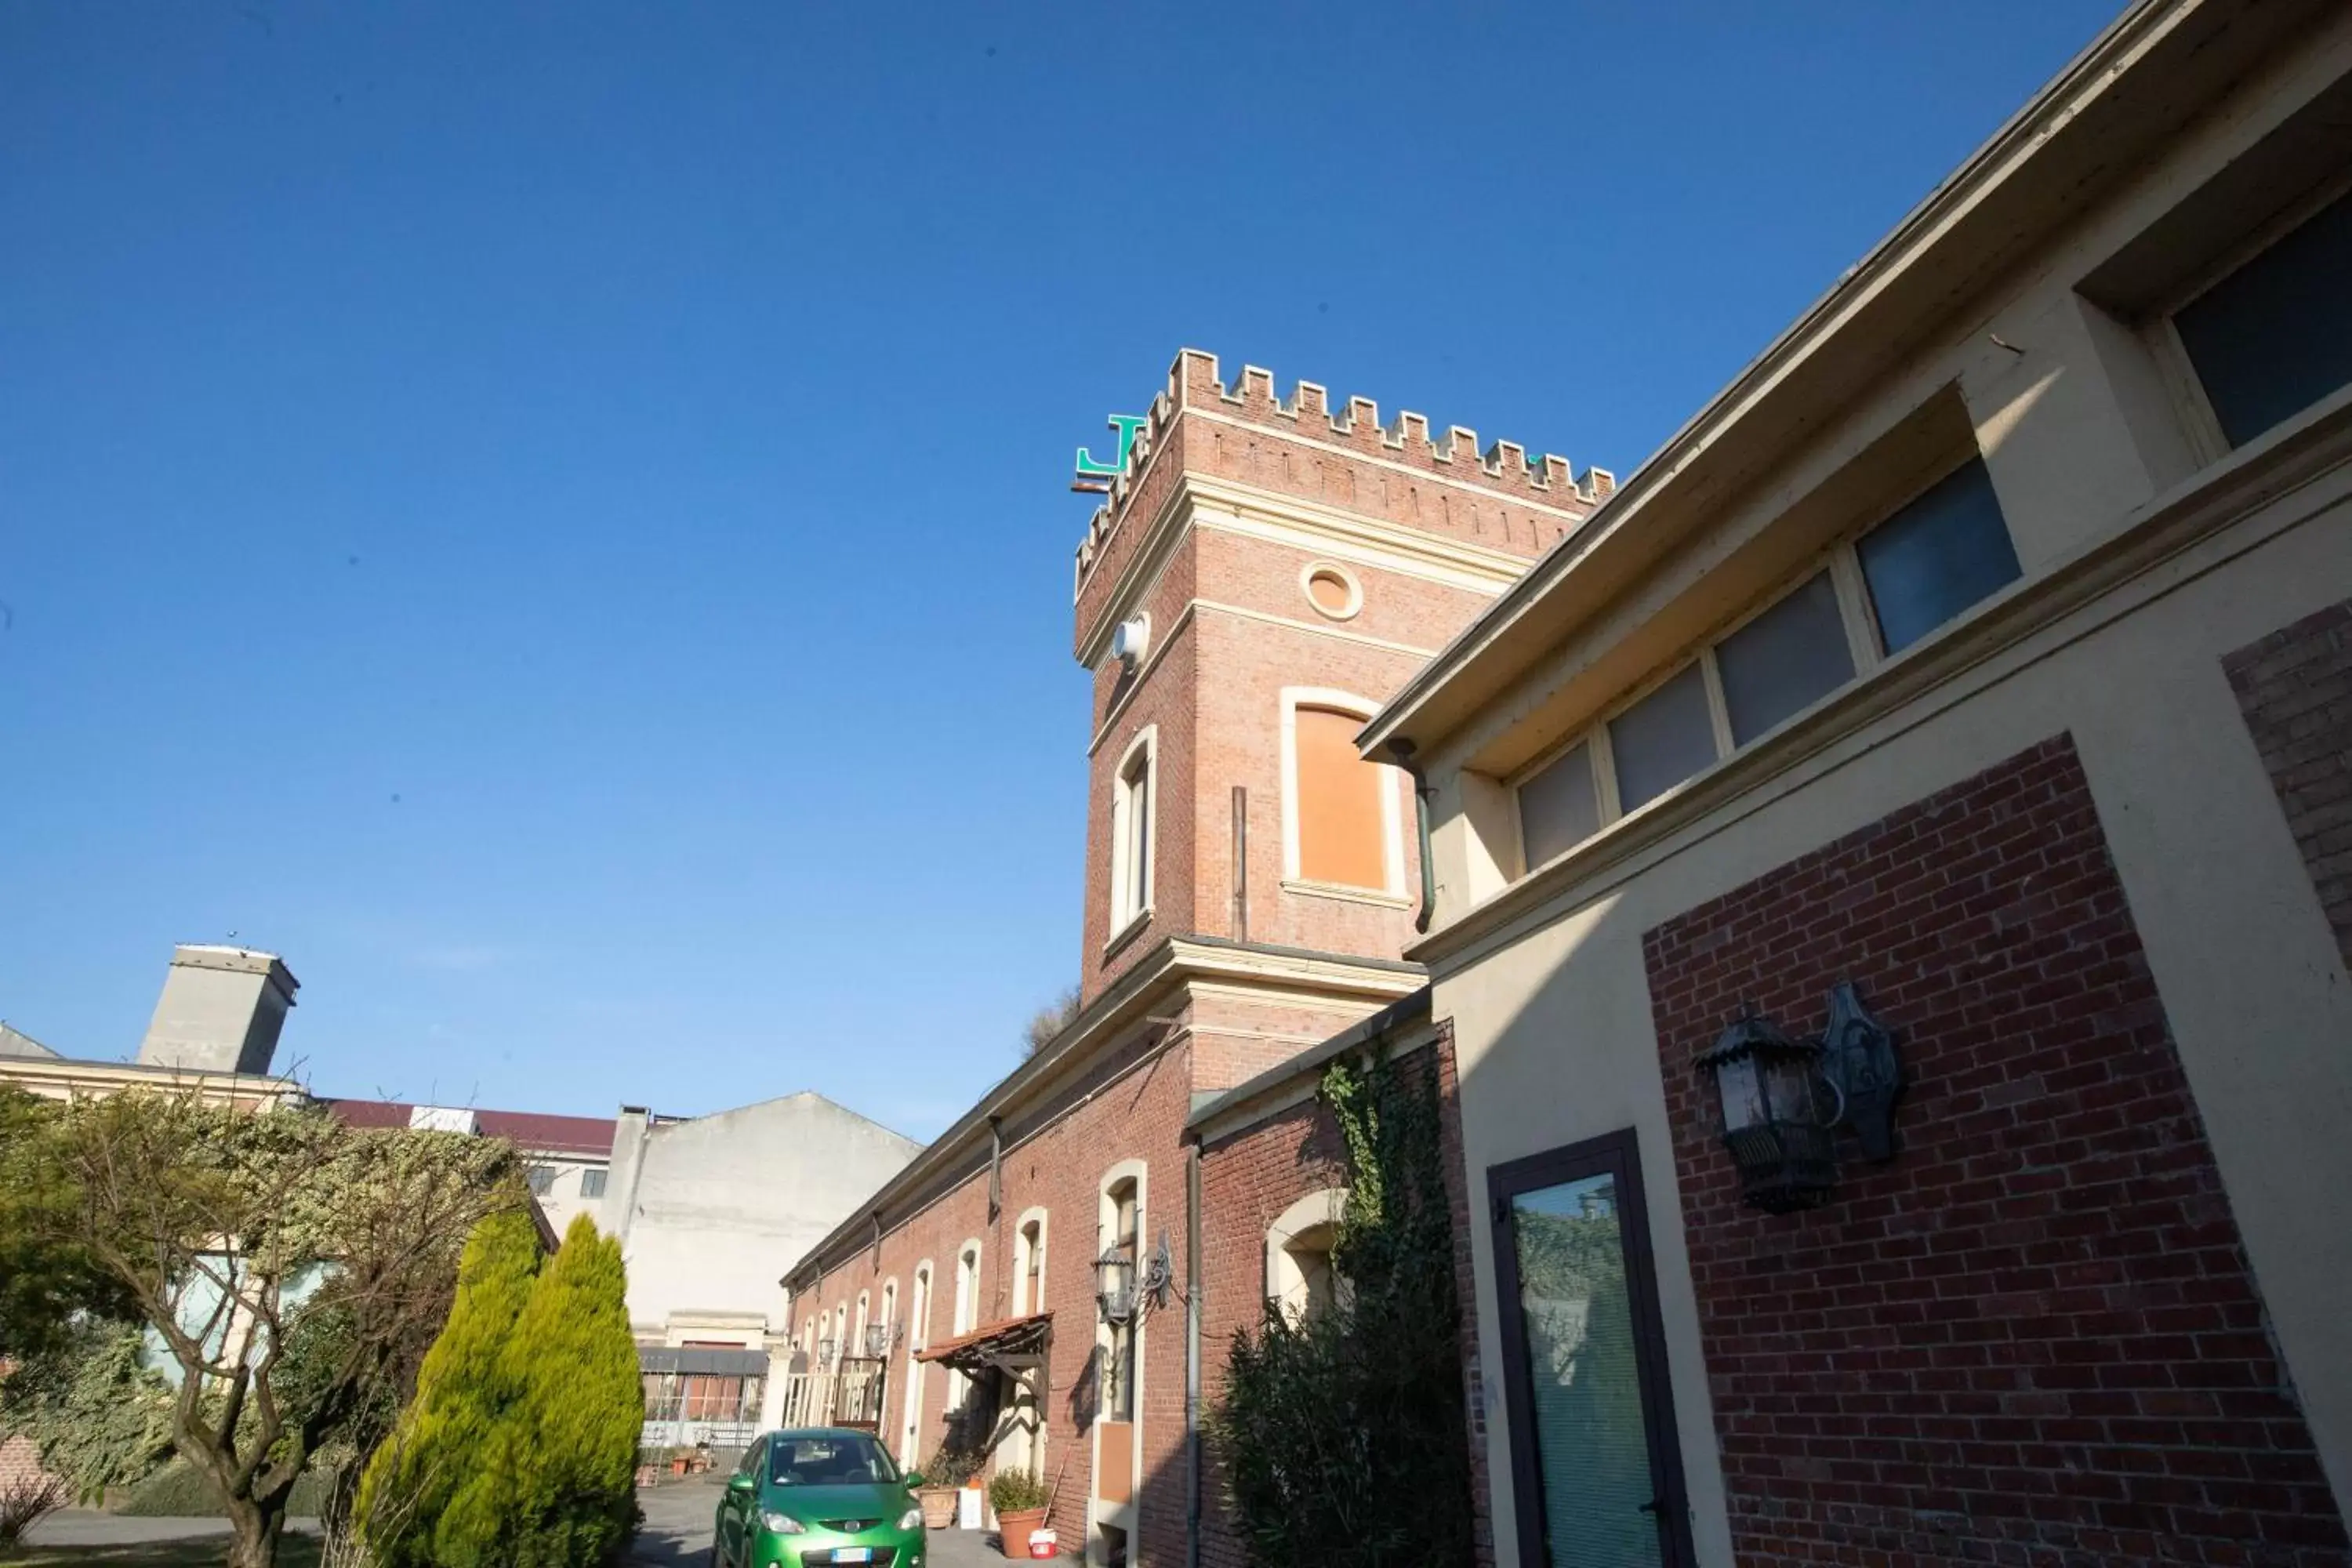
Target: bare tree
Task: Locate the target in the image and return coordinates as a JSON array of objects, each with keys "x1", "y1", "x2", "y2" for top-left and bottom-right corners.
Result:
[
  {"x1": 1022, "y1": 985, "x2": 1082, "y2": 1057},
  {"x1": 29, "y1": 1091, "x2": 520, "y2": 1568}
]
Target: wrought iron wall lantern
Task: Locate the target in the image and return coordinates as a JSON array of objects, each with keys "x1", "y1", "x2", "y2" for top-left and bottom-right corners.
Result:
[
  {"x1": 1695, "y1": 982, "x2": 1903, "y2": 1214},
  {"x1": 1094, "y1": 1241, "x2": 1137, "y2": 1324},
  {"x1": 862, "y1": 1322, "x2": 895, "y2": 1359},
  {"x1": 816, "y1": 1335, "x2": 837, "y2": 1367}
]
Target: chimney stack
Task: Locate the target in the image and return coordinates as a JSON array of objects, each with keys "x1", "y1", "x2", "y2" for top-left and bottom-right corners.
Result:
[{"x1": 137, "y1": 945, "x2": 299, "y2": 1076}]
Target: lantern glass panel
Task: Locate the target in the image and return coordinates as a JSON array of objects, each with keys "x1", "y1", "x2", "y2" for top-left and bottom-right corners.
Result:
[
  {"x1": 1763, "y1": 1052, "x2": 1819, "y2": 1123},
  {"x1": 1714, "y1": 1054, "x2": 1766, "y2": 1133}
]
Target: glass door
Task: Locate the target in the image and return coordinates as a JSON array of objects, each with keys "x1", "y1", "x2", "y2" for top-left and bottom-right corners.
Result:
[{"x1": 1489, "y1": 1129, "x2": 1693, "y2": 1567}]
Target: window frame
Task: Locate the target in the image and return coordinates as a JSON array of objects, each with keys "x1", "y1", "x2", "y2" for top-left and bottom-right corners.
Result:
[
  {"x1": 898, "y1": 1261, "x2": 935, "y2": 1468},
  {"x1": 2147, "y1": 168, "x2": 2352, "y2": 463},
  {"x1": 1107, "y1": 727, "x2": 1158, "y2": 946},
  {"x1": 1264, "y1": 1187, "x2": 1348, "y2": 1324},
  {"x1": 579, "y1": 1167, "x2": 608, "y2": 1200},
  {"x1": 1012, "y1": 1207, "x2": 1050, "y2": 1316},
  {"x1": 1488, "y1": 1128, "x2": 1694, "y2": 1568},
  {"x1": 1503, "y1": 449, "x2": 2034, "y2": 880},
  {"x1": 1279, "y1": 687, "x2": 1410, "y2": 906},
  {"x1": 1096, "y1": 1160, "x2": 1148, "y2": 1429},
  {"x1": 1298, "y1": 559, "x2": 1365, "y2": 622}
]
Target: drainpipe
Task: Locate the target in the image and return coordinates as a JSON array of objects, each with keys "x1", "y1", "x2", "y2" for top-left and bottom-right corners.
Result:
[
  {"x1": 1387, "y1": 739, "x2": 1437, "y2": 935},
  {"x1": 1185, "y1": 1139, "x2": 1203, "y2": 1568}
]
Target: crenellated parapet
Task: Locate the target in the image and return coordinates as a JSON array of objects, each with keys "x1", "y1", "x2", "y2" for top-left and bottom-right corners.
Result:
[{"x1": 1073, "y1": 349, "x2": 1614, "y2": 601}]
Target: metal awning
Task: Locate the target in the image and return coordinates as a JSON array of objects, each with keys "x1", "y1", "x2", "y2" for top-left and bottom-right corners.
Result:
[
  {"x1": 913, "y1": 1311, "x2": 1051, "y2": 1374},
  {"x1": 639, "y1": 1346, "x2": 770, "y2": 1376}
]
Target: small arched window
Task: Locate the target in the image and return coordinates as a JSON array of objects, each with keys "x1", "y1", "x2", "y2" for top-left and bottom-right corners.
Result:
[
  {"x1": 1110, "y1": 728, "x2": 1156, "y2": 931},
  {"x1": 1013, "y1": 1210, "x2": 1048, "y2": 1316},
  {"x1": 1099, "y1": 1171, "x2": 1142, "y2": 1423},
  {"x1": 1266, "y1": 1189, "x2": 1349, "y2": 1323},
  {"x1": 953, "y1": 1242, "x2": 982, "y2": 1334}
]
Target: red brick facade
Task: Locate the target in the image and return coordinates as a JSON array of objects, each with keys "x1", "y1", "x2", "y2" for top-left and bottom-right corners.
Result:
[
  {"x1": 794, "y1": 1022, "x2": 1195, "y2": 1558},
  {"x1": 1193, "y1": 1080, "x2": 1351, "y2": 1568},
  {"x1": 1072, "y1": 350, "x2": 1605, "y2": 662},
  {"x1": 2227, "y1": 597, "x2": 2352, "y2": 974},
  {"x1": 1191, "y1": 1025, "x2": 1496, "y2": 1568},
  {"x1": 1075, "y1": 351, "x2": 1589, "y2": 1005},
  {"x1": 788, "y1": 351, "x2": 1584, "y2": 1565},
  {"x1": 1642, "y1": 735, "x2": 2349, "y2": 1566}
]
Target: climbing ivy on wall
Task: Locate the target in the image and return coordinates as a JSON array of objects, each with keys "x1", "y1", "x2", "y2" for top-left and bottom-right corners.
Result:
[{"x1": 1210, "y1": 1051, "x2": 1475, "y2": 1568}]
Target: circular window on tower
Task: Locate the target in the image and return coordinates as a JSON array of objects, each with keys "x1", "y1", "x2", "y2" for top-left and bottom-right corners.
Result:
[{"x1": 1300, "y1": 561, "x2": 1363, "y2": 622}]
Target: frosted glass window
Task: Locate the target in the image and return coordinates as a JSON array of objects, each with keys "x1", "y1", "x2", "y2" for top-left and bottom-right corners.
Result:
[
  {"x1": 1519, "y1": 742, "x2": 1600, "y2": 869},
  {"x1": 1609, "y1": 665, "x2": 1718, "y2": 814},
  {"x1": 1857, "y1": 457, "x2": 2020, "y2": 655},
  {"x1": 1715, "y1": 571, "x2": 1856, "y2": 745},
  {"x1": 2175, "y1": 188, "x2": 2352, "y2": 448}
]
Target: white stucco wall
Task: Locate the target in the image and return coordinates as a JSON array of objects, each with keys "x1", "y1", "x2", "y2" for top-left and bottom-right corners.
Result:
[
  {"x1": 1406, "y1": 18, "x2": 2352, "y2": 1562},
  {"x1": 601, "y1": 1091, "x2": 920, "y2": 1343}
]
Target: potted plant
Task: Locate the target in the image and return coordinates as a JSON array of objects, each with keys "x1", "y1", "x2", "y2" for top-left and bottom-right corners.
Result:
[
  {"x1": 914, "y1": 1446, "x2": 973, "y2": 1530},
  {"x1": 987, "y1": 1468, "x2": 1051, "y2": 1560}
]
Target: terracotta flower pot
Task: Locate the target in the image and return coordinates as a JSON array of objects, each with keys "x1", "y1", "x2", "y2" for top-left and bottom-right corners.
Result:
[
  {"x1": 996, "y1": 1506, "x2": 1047, "y2": 1559},
  {"x1": 919, "y1": 1486, "x2": 959, "y2": 1530}
]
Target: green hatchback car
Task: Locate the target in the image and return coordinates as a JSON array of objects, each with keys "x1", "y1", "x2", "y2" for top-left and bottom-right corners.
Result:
[{"x1": 713, "y1": 1428, "x2": 927, "y2": 1568}]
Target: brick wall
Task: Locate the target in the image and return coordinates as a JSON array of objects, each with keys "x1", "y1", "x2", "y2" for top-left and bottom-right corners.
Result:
[
  {"x1": 1076, "y1": 350, "x2": 1592, "y2": 1005},
  {"x1": 1193, "y1": 1028, "x2": 1495, "y2": 1568},
  {"x1": 1641, "y1": 734, "x2": 2347, "y2": 1566},
  {"x1": 1194, "y1": 1086, "x2": 1352, "y2": 1568},
  {"x1": 1073, "y1": 349, "x2": 1592, "y2": 659},
  {"x1": 796, "y1": 1025, "x2": 1197, "y2": 1565},
  {"x1": 2225, "y1": 597, "x2": 2352, "y2": 972},
  {"x1": 0, "y1": 1434, "x2": 59, "y2": 1493}
]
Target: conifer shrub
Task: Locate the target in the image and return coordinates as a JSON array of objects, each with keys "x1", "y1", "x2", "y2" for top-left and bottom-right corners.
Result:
[
  {"x1": 435, "y1": 1214, "x2": 641, "y2": 1568},
  {"x1": 356, "y1": 1207, "x2": 543, "y2": 1567}
]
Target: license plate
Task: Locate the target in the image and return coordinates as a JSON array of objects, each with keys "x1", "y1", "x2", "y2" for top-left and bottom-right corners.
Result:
[{"x1": 830, "y1": 1552, "x2": 872, "y2": 1565}]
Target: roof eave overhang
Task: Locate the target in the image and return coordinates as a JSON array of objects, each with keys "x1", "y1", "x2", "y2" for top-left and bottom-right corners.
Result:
[
  {"x1": 1361, "y1": 0, "x2": 2306, "y2": 764},
  {"x1": 779, "y1": 936, "x2": 1422, "y2": 1290}
]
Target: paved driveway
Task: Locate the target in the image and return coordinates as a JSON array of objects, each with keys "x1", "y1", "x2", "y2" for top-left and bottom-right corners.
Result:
[
  {"x1": 628, "y1": 1479, "x2": 719, "y2": 1566},
  {"x1": 627, "y1": 1480, "x2": 1020, "y2": 1566},
  {"x1": 22, "y1": 1512, "x2": 321, "y2": 1547}
]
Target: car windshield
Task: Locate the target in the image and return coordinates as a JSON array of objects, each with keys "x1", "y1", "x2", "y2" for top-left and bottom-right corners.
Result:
[{"x1": 768, "y1": 1434, "x2": 898, "y2": 1488}]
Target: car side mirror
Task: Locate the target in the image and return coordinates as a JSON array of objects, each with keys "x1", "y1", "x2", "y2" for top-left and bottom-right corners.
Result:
[
  {"x1": 904, "y1": 1472, "x2": 927, "y2": 1490},
  {"x1": 728, "y1": 1473, "x2": 756, "y2": 1494}
]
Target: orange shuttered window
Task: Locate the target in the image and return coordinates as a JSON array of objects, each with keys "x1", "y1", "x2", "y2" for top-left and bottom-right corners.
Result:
[{"x1": 1295, "y1": 707, "x2": 1388, "y2": 889}]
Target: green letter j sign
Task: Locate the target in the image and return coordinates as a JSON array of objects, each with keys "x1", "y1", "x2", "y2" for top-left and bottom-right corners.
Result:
[{"x1": 1076, "y1": 415, "x2": 1149, "y2": 479}]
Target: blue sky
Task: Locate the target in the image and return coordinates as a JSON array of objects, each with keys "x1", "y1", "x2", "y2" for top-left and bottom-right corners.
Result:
[{"x1": 0, "y1": 0, "x2": 2118, "y2": 1138}]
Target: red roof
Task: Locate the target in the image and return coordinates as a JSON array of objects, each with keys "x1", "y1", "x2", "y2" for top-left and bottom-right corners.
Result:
[{"x1": 325, "y1": 1098, "x2": 616, "y2": 1158}]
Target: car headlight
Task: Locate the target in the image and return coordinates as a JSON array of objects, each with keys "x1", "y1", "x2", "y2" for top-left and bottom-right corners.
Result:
[
  {"x1": 897, "y1": 1507, "x2": 924, "y2": 1531},
  {"x1": 761, "y1": 1512, "x2": 808, "y2": 1534}
]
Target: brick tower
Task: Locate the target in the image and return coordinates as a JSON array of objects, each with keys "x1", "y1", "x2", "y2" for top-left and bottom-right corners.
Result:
[
  {"x1": 783, "y1": 349, "x2": 1606, "y2": 1568},
  {"x1": 1072, "y1": 348, "x2": 1609, "y2": 1085}
]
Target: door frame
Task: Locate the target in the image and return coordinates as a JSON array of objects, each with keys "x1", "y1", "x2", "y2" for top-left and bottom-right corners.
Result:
[{"x1": 1488, "y1": 1127, "x2": 1695, "y2": 1568}]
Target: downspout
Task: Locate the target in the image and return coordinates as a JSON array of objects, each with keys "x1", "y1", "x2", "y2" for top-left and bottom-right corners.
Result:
[
  {"x1": 1185, "y1": 1138, "x2": 1203, "y2": 1568},
  {"x1": 1388, "y1": 739, "x2": 1437, "y2": 935}
]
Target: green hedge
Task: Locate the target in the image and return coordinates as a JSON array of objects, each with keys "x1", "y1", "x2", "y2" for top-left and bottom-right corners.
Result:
[{"x1": 117, "y1": 1460, "x2": 337, "y2": 1519}]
